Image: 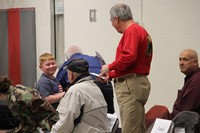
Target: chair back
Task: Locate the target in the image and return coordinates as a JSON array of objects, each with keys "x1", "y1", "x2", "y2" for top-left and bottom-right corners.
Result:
[
  {"x1": 146, "y1": 105, "x2": 170, "y2": 129},
  {"x1": 172, "y1": 111, "x2": 200, "y2": 133}
]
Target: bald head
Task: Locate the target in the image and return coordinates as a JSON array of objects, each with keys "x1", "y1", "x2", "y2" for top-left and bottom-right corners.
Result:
[
  {"x1": 181, "y1": 49, "x2": 198, "y2": 60},
  {"x1": 179, "y1": 49, "x2": 199, "y2": 75},
  {"x1": 64, "y1": 45, "x2": 83, "y2": 59}
]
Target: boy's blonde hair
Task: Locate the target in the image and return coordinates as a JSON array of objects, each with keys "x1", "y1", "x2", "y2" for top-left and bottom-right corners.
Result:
[{"x1": 39, "y1": 53, "x2": 55, "y2": 66}]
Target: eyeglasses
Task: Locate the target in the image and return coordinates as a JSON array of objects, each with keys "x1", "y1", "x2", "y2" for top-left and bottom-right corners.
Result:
[
  {"x1": 110, "y1": 17, "x2": 114, "y2": 21},
  {"x1": 110, "y1": 16, "x2": 117, "y2": 21}
]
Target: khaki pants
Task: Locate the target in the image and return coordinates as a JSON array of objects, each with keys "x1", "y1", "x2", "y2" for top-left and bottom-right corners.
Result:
[{"x1": 114, "y1": 74, "x2": 150, "y2": 133}]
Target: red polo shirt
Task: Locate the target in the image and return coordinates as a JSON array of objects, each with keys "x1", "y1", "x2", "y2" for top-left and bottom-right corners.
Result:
[{"x1": 108, "y1": 23, "x2": 153, "y2": 78}]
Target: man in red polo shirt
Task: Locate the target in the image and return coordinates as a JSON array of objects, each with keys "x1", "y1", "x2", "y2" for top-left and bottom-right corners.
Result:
[{"x1": 100, "y1": 4, "x2": 153, "y2": 133}]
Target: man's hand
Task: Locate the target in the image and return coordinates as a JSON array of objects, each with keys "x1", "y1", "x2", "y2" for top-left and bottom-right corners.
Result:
[
  {"x1": 100, "y1": 65, "x2": 110, "y2": 81},
  {"x1": 100, "y1": 65, "x2": 109, "y2": 74}
]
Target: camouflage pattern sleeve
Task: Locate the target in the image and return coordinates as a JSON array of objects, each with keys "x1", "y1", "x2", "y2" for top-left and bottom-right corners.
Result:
[{"x1": 7, "y1": 85, "x2": 59, "y2": 133}]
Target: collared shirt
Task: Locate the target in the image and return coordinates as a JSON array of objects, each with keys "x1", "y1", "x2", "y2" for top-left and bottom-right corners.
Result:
[
  {"x1": 37, "y1": 73, "x2": 61, "y2": 108},
  {"x1": 171, "y1": 68, "x2": 200, "y2": 118},
  {"x1": 108, "y1": 23, "x2": 153, "y2": 78}
]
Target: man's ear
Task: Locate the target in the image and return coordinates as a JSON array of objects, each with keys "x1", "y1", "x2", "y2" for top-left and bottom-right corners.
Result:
[
  {"x1": 71, "y1": 72, "x2": 74, "y2": 80},
  {"x1": 68, "y1": 71, "x2": 74, "y2": 82},
  {"x1": 194, "y1": 59, "x2": 198, "y2": 65}
]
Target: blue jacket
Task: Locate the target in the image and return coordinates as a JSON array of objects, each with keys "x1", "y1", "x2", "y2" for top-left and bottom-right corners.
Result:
[{"x1": 56, "y1": 53, "x2": 104, "y2": 89}]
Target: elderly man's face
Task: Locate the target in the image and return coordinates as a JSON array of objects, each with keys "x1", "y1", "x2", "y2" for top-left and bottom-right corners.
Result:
[{"x1": 179, "y1": 51, "x2": 198, "y2": 75}]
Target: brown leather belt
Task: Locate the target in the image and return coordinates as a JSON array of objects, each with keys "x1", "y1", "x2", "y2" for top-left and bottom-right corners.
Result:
[{"x1": 113, "y1": 73, "x2": 146, "y2": 83}]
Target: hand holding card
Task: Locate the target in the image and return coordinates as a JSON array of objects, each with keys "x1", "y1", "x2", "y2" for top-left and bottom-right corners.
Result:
[{"x1": 90, "y1": 72, "x2": 105, "y2": 80}]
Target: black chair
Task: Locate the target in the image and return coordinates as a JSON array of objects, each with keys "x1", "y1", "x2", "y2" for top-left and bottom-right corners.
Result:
[{"x1": 172, "y1": 111, "x2": 200, "y2": 133}]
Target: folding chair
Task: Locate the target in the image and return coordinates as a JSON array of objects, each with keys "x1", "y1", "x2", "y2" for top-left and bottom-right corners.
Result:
[{"x1": 172, "y1": 111, "x2": 200, "y2": 133}]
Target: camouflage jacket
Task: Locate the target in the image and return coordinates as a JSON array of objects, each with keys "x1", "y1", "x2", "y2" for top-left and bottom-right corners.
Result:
[{"x1": 5, "y1": 84, "x2": 59, "y2": 133}]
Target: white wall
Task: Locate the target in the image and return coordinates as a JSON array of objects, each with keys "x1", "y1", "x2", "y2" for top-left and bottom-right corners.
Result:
[
  {"x1": 64, "y1": 0, "x2": 142, "y2": 62},
  {"x1": 144, "y1": 0, "x2": 200, "y2": 112},
  {"x1": 1, "y1": 0, "x2": 200, "y2": 125}
]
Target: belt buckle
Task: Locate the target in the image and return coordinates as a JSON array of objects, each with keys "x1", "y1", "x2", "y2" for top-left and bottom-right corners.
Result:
[{"x1": 114, "y1": 77, "x2": 124, "y2": 83}]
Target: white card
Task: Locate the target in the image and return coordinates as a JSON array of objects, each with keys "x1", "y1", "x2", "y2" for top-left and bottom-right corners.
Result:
[{"x1": 151, "y1": 118, "x2": 173, "y2": 133}]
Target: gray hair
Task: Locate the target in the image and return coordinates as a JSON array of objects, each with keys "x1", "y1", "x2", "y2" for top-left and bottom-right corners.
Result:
[
  {"x1": 110, "y1": 4, "x2": 133, "y2": 21},
  {"x1": 64, "y1": 45, "x2": 83, "y2": 59}
]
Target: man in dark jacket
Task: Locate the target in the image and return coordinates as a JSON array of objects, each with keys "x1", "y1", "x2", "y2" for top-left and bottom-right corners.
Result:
[{"x1": 171, "y1": 49, "x2": 200, "y2": 119}]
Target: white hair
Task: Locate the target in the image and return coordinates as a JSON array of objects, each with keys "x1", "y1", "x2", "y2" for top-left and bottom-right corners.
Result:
[{"x1": 64, "y1": 45, "x2": 83, "y2": 59}]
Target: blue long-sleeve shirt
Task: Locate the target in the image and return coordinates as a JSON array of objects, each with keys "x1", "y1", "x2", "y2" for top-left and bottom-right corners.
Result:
[{"x1": 56, "y1": 53, "x2": 103, "y2": 89}]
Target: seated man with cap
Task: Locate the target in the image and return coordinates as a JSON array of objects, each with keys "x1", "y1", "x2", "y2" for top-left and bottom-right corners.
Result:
[{"x1": 51, "y1": 58, "x2": 108, "y2": 133}]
